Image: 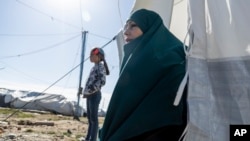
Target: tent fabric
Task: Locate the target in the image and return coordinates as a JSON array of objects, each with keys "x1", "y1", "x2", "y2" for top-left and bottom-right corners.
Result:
[
  {"x1": 10, "y1": 94, "x2": 77, "y2": 116},
  {"x1": 0, "y1": 88, "x2": 84, "y2": 116},
  {"x1": 115, "y1": 30, "x2": 126, "y2": 66},
  {"x1": 116, "y1": 0, "x2": 176, "y2": 68},
  {"x1": 131, "y1": 0, "x2": 174, "y2": 28},
  {"x1": 185, "y1": 0, "x2": 250, "y2": 140}
]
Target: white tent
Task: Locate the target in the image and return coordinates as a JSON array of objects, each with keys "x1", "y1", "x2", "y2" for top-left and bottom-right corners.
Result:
[
  {"x1": 0, "y1": 88, "x2": 84, "y2": 116},
  {"x1": 117, "y1": 0, "x2": 250, "y2": 140}
]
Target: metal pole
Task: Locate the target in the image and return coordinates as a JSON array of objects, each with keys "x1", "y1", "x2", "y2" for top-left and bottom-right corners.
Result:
[{"x1": 74, "y1": 31, "x2": 88, "y2": 120}]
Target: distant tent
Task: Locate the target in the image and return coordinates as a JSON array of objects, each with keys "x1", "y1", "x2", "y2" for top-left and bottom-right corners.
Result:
[
  {"x1": 116, "y1": 0, "x2": 250, "y2": 140},
  {"x1": 0, "y1": 88, "x2": 84, "y2": 116}
]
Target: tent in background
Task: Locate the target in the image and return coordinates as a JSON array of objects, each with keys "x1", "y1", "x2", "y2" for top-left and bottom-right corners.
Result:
[{"x1": 0, "y1": 87, "x2": 83, "y2": 116}]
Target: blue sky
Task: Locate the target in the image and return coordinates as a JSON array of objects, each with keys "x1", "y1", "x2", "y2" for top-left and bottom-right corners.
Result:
[{"x1": 0, "y1": 0, "x2": 134, "y2": 98}]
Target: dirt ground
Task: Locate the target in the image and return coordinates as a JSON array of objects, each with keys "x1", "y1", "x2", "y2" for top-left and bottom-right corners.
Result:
[{"x1": 0, "y1": 108, "x2": 104, "y2": 141}]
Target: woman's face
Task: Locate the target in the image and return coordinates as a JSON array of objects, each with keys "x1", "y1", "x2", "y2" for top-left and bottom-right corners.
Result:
[{"x1": 123, "y1": 21, "x2": 143, "y2": 43}]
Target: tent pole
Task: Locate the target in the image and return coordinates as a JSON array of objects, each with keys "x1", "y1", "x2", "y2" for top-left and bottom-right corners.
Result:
[{"x1": 74, "y1": 31, "x2": 88, "y2": 121}]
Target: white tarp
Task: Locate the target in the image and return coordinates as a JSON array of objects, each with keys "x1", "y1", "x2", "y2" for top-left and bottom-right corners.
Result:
[
  {"x1": 131, "y1": 0, "x2": 174, "y2": 28},
  {"x1": 185, "y1": 0, "x2": 250, "y2": 140},
  {"x1": 132, "y1": 0, "x2": 188, "y2": 42},
  {"x1": 0, "y1": 88, "x2": 84, "y2": 116}
]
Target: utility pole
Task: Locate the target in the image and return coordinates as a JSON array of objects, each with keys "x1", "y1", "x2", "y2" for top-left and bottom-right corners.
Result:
[{"x1": 74, "y1": 31, "x2": 88, "y2": 121}]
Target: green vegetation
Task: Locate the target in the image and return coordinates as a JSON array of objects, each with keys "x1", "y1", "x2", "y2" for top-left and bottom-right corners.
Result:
[
  {"x1": 25, "y1": 129, "x2": 34, "y2": 132},
  {"x1": 47, "y1": 131, "x2": 56, "y2": 134},
  {"x1": 63, "y1": 132, "x2": 71, "y2": 137},
  {"x1": 0, "y1": 108, "x2": 35, "y2": 118},
  {"x1": 75, "y1": 134, "x2": 84, "y2": 139}
]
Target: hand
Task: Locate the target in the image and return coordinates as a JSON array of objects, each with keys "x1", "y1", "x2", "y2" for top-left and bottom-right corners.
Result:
[
  {"x1": 77, "y1": 92, "x2": 82, "y2": 96},
  {"x1": 78, "y1": 87, "x2": 83, "y2": 96}
]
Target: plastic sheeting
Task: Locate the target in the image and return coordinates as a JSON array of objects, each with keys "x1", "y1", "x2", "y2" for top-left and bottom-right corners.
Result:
[
  {"x1": 0, "y1": 88, "x2": 84, "y2": 116},
  {"x1": 185, "y1": 0, "x2": 250, "y2": 140}
]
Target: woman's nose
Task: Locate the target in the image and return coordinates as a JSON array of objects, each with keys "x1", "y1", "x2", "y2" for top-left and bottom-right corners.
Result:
[{"x1": 123, "y1": 28, "x2": 129, "y2": 35}]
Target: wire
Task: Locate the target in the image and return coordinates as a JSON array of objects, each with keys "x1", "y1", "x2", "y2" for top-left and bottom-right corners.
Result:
[
  {"x1": 117, "y1": 0, "x2": 124, "y2": 27},
  {"x1": 0, "y1": 32, "x2": 80, "y2": 37},
  {"x1": 88, "y1": 32, "x2": 112, "y2": 40},
  {"x1": 79, "y1": 0, "x2": 84, "y2": 31},
  {"x1": 174, "y1": 0, "x2": 184, "y2": 5},
  {"x1": 100, "y1": 35, "x2": 117, "y2": 49},
  {"x1": 3, "y1": 33, "x2": 117, "y2": 121},
  {"x1": 0, "y1": 61, "x2": 49, "y2": 84},
  {"x1": 15, "y1": 0, "x2": 82, "y2": 30},
  {"x1": 0, "y1": 33, "x2": 81, "y2": 59},
  {"x1": 61, "y1": 43, "x2": 81, "y2": 94},
  {"x1": 3, "y1": 60, "x2": 82, "y2": 121}
]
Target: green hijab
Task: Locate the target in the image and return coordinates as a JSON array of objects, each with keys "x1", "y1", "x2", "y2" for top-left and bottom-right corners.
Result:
[{"x1": 100, "y1": 9, "x2": 186, "y2": 141}]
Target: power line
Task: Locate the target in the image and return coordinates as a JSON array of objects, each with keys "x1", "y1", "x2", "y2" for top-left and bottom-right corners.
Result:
[
  {"x1": 0, "y1": 32, "x2": 81, "y2": 37},
  {"x1": 0, "y1": 33, "x2": 81, "y2": 59},
  {"x1": 15, "y1": 0, "x2": 82, "y2": 30},
  {"x1": 0, "y1": 61, "x2": 49, "y2": 84},
  {"x1": 10, "y1": 1, "x2": 116, "y2": 46},
  {"x1": 88, "y1": 32, "x2": 112, "y2": 40}
]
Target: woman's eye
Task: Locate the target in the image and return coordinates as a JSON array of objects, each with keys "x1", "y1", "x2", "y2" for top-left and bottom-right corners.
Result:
[
  {"x1": 130, "y1": 24, "x2": 137, "y2": 28},
  {"x1": 124, "y1": 23, "x2": 138, "y2": 30}
]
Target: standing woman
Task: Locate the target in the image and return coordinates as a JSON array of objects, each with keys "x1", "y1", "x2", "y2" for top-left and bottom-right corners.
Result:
[
  {"x1": 83, "y1": 47, "x2": 109, "y2": 141},
  {"x1": 100, "y1": 9, "x2": 187, "y2": 141}
]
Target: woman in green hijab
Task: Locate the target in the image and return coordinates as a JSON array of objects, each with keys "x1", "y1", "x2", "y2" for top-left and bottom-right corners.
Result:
[{"x1": 99, "y1": 9, "x2": 187, "y2": 141}]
